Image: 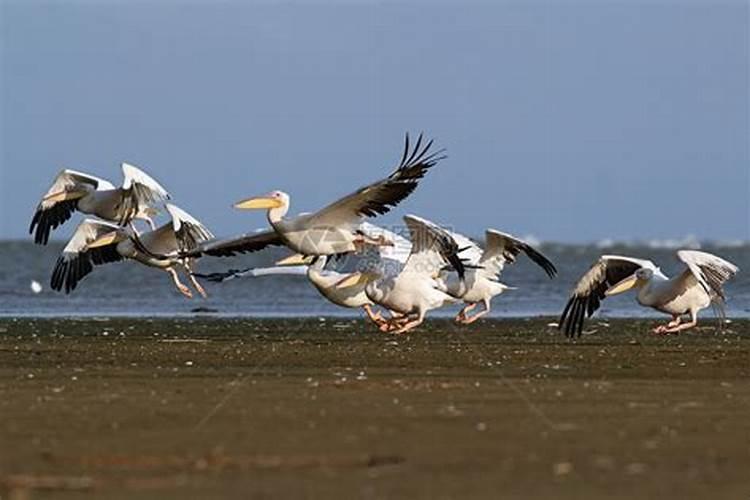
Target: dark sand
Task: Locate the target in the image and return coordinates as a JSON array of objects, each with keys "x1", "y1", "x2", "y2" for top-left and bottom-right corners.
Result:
[{"x1": 1, "y1": 317, "x2": 749, "y2": 499}]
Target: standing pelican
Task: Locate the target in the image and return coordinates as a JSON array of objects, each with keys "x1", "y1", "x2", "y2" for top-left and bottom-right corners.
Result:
[
  {"x1": 337, "y1": 215, "x2": 466, "y2": 334},
  {"x1": 201, "y1": 133, "x2": 444, "y2": 258},
  {"x1": 441, "y1": 230, "x2": 557, "y2": 324},
  {"x1": 559, "y1": 250, "x2": 739, "y2": 337},
  {"x1": 30, "y1": 163, "x2": 170, "y2": 244},
  {"x1": 50, "y1": 204, "x2": 213, "y2": 298}
]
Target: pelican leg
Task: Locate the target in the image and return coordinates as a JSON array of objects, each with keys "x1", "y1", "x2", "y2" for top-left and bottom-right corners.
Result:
[
  {"x1": 167, "y1": 267, "x2": 193, "y2": 298},
  {"x1": 392, "y1": 311, "x2": 425, "y2": 334},
  {"x1": 663, "y1": 312, "x2": 698, "y2": 334},
  {"x1": 653, "y1": 315, "x2": 681, "y2": 334},
  {"x1": 461, "y1": 299, "x2": 491, "y2": 325},
  {"x1": 353, "y1": 234, "x2": 394, "y2": 253},
  {"x1": 379, "y1": 314, "x2": 411, "y2": 333},
  {"x1": 455, "y1": 303, "x2": 477, "y2": 323},
  {"x1": 363, "y1": 304, "x2": 386, "y2": 326},
  {"x1": 183, "y1": 261, "x2": 208, "y2": 298}
]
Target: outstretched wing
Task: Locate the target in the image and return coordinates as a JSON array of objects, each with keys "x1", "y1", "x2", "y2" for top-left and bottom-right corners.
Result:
[
  {"x1": 183, "y1": 229, "x2": 285, "y2": 258},
  {"x1": 444, "y1": 230, "x2": 484, "y2": 267},
  {"x1": 402, "y1": 215, "x2": 465, "y2": 280},
  {"x1": 478, "y1": 230, "x2": 557, "y2": 280},
  {"x1": 559, "y1": 255, "x2": 654, "y2": 337},
  {"x1": 29, "y1": 169, "x2": 114, "y2": 245},
  {"x1": 50, "y1": 219, "x2": 124, "y2": 293},
  {"x1": 165, "y1": 204, "x2": 214, "y2": 253},
  {"x1": 676, "y1": 250, "x2": 739, "y2": 302},
  {"x1": 307, "y1": 133, "x2": 445, "y2": 227},
  {"x1": 117, "y1": 163, "x2": 171, "y2": 225}
]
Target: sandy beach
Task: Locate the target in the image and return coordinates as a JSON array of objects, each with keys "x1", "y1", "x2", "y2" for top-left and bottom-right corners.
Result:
[{"x1": 1, "y1": 317, "x2": 749, "y2": 499}]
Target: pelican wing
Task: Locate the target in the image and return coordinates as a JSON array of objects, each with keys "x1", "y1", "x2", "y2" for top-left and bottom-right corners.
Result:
[
  {"x1": 165, "y1": 204, "x2": 214, "y2": 253},
  {"x1": 50, "y1": 219, "x2": 124, "y2": 293},
  {"x1": 117, "y1": 163, "x2": 171, "y2": 225},
  {"x1": 402, "y1": 215, "x2": 465, "y2": 280},
  {"x1": 184, "y1": 229, "x2": 284, "y2": 258},
  {"x1": 30, "y1": 169, "x2": 115, "y2": 245},
  {"x1": 478, "y1": 230, "x2": 557, "y2": 280},
  {"x1": 676, "y1": 250, "x2": 739, "y2": 301},
  {"x1": 445, "y1": 230, "x2": 484, "y2": 267},
  {"x1": 559, "y1": 255, "x2": 654, "y2": 337},
  {"x1": 307, "y1": 133, "x2": 445, "y2": 227}
]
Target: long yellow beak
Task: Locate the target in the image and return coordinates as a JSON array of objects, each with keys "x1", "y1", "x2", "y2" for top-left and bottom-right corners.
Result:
[
  {"x1": 276, "y1": 253, "x2": 314, "y2": 266},
  {"x1": 605, "y1": 274, "x2": 639, "y2": 296},
  {"x1": 88, "y1": 231, "x2": 120, "y2": 249},
  {"x1": 234, "y1": 196, "x2": 283, "y2": 210}
]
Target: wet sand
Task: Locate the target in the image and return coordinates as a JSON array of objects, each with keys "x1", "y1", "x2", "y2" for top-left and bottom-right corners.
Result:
[{"x1": 1, "y1": 317, "x2": 749, "y2": 499}]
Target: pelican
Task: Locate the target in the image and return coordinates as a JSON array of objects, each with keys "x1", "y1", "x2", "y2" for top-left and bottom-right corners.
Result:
[
  {"x1": 559, "y1": 250, "x2": 739, "y2": 337},
  {"x1": 193, "y1": 222, "x2": 413, "y2": 326},
  {"x1": 50, "y1": 203, "x2": 213, "y2": 298},
  {"x1": 198, "y1": 133, "x2": 444, "y2": 258},
  {"x1": 336, "y1": 215, "x2": 466, "y2": 334},
  {"x1": 440, "y1": 230, "x2": 557, "y2": 324},
  {"x1": 30, "y1": 163, "x2": 170, "y2": 244}
]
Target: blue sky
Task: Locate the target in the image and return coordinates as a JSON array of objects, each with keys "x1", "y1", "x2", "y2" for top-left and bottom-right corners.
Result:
[{"x1": 1, "y1": 0, "x2": 748, "y2": 243}]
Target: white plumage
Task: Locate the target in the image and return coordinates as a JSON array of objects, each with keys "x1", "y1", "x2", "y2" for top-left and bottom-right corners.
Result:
[{"x1": 560, "y1": 250, "x2": 739, "y2": 336}]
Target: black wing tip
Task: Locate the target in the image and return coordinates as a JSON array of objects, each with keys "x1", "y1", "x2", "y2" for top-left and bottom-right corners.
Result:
[
  {"x1": 397, "y1": 132, "x2": 445, "y2": 172},
  {"x1": 558, "y1": 296, "x2": 585, "y2": 338}
]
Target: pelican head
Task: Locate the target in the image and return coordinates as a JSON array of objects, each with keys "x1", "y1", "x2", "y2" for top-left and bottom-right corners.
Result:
[
  {"x1": 605, "y1": 268, "x2": 652, "y2": 296},
  {"x1": 234, "y1": 191, "x2": 289, "y2": 210}
]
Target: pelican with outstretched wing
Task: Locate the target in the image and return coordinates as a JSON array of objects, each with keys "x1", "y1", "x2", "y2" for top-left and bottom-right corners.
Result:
[
  {"x1": 336, "y1": 215, "x2": 466, "y2": 334},
  {"x1": 441, "y1": 230, "x2": 557, "y2": 324},
  {"x1": 50, "y1": 204, "x2": 213, "y2": 298},
  {"x1": 217, "y1": 133, "x2": 443, "y2": 258},
  {"x1": 559, "y1": 250, "x2": 739, "y2": 337},
  {"x1": 30, "y1": 163, "x2": 170, "y2": 244}
]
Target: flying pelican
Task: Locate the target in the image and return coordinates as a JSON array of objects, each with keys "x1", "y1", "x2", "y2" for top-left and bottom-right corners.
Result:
[
  {"x1": 336, "y1": 215, "x2": 466, "y2": 334},
  {"x1": 559, "y1": 250, "x2": 739, "y2": 337},
  {"x1": 193, "y1": 222, "x2": 413, "y2": 326},
  {"x1": 192, "y1": 133, "x2": 444, "y2": 259},
  {"x1": 50, "y1": 203, "x2": 213, "y2": 298},
  {"x1": 30, "y1": 163, "x2": 170, "y2": 244},
  {"x1": 440, "y1": 230, "x2": 557, "y2": 324}
]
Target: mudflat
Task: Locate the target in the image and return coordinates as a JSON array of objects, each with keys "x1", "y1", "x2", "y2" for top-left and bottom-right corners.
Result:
[{"x1": 1, "y1": 317, "x2": 748, "y2": 499}]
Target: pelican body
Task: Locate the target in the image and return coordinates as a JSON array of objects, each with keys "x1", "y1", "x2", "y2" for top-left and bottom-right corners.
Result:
[
  {"x1": 30, "y1": 163, "x2": 170, "y2": 244},
  {"x1": 337, "y1": 215, "x2": 466, "y2": 334},
  {"x1": 559, "y1": 250, "x2": 739, "y2": 337},
  {"x1": 440, "y1": 229, "x2": 557, "y2": 323},
  {"x1": 50, "y1": 204, "x2": 213, "y2": 298}
]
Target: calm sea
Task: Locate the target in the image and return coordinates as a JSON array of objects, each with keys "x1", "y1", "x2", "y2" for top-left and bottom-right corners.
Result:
[{"x1": 1, "y1": 240, "x2": 748, "y2": 319}]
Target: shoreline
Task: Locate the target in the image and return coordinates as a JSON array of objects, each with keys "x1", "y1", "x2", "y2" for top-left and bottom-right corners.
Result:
[{"x1": 2, "y1": 318, "x2": 749, "y2": 499}]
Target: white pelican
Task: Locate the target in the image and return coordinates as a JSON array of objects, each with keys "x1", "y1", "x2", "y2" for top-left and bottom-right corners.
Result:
[
  {"x1": 50, "y1": 204, "x2": 213, "y2": 298},
  {"x1": 198, "y1": 256, "x2": 388, "y2": 325},
  {"x1": 336, "y1": 215, "x2": 466, "y2": 334},
  {"x1": 207, "y1": 133, "x2": 444, "y2": 258},
  {"x1": 440, "y1": 230, "x2": 557, "y2": 324},
  {"x1": 30, "y1": 163, "x2": 170, "y2": 244},
  {"x1": 559, "y1": 250, "x2": 739, "y2": 337},
  {"x1": 193, "y1": 223, "x2": 413, "y2": 326}
]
